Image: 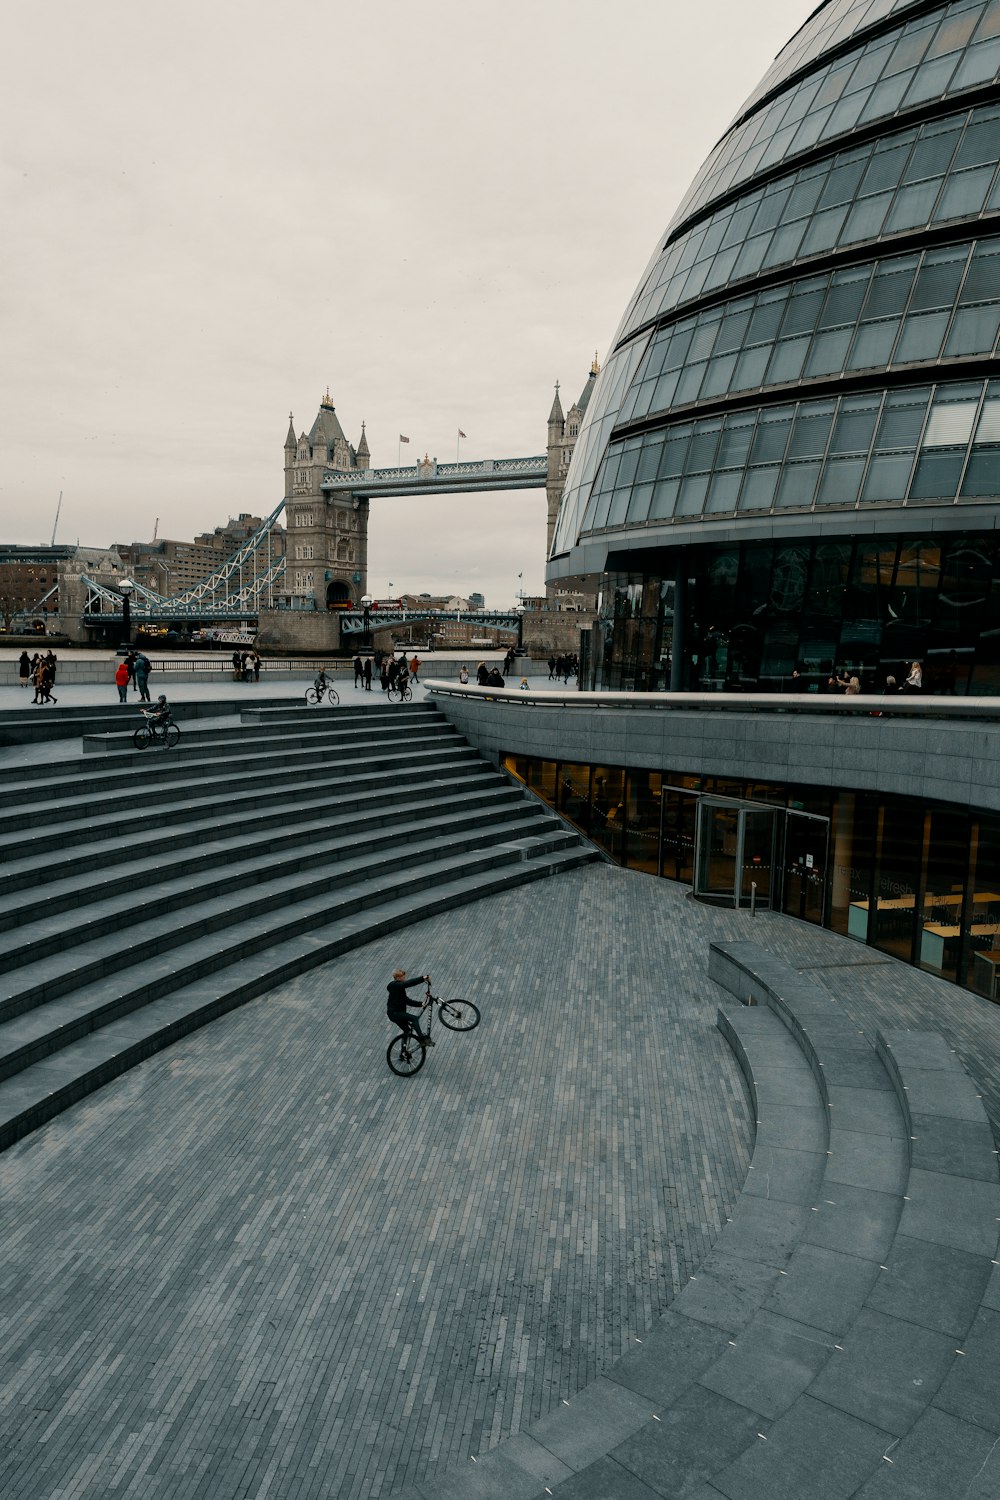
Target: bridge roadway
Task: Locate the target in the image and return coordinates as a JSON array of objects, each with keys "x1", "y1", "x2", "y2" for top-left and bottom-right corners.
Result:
[{"x1": 0, "y1": 693, "x2": 999, "y2": 1498}]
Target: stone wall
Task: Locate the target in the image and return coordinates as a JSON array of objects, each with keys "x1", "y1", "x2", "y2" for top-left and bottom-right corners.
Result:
[
  {"x1": 520, "y1": 607, "x2": 594, "y2": 657},
  {"x1": 425, "y1": 688, "x2": 1000, "y2": 819}
]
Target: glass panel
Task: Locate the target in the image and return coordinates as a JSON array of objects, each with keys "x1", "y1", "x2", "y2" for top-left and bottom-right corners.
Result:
[
  {"x1": 871, "y1": 800, "x2": 921, "y2": 961},
  {"x1": 741, "y1": 809, "x2": 776, "y2": 908},
  {"x1": 831, "y1": 791, "x2": 877, "y2": 941},
  {"x1": 919, "y1": 806, "x2": 972, "y2": 983},
  {"x1": 696, "y1": 802, "x2": 739, "y2": 900},
  {"x1": 962, "y1": 814, "x2": 1000, "y2": 999},
  {"x1": 783, "y1": 811, "x2": 829, "y2": 926},
  {"x1": 590, "y1": 765, "x2": 627, "y2": 861},
  {"x1": 556, "y1": 763, "x2": 593, "y2": 834}
]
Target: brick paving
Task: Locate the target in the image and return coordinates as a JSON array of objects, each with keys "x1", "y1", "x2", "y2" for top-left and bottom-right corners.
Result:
[{"x1": 1, "y1": 866, "x2": 998, "y2": 1499}]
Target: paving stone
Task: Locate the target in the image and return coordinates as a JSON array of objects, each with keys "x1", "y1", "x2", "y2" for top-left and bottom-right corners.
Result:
[
  {"x1": 606, "y1": 1309, "x2": 732, "y2": 1407},
  {"x1": 806, "y1": 1307, "x2": 959, "y2": 1438},
  {"x1": 824, "y1": 1127, "x2": 908, "y2": 1196},
  {"x1": 803, "y1": 1181, "x2": 903, "y2": 1262},
  {"x1": 548, "y1": 1453, "x2": 665, "y2": 1498},
  {"x1": 525, "y1": 1377, "x2": 654, "y2": 1470},
  {"x1": 851, "y1": 1406, "x2": 1000, "y2": 1499},
  {"x1": 741, "y1": 1144, "x2": 825, "y2": 1205},
  {"x1": 932, "y1": 1306, "x2": 1000, "y2": 1434},
  {"x1": 763, "y1": 1244, "x2": 881, "y2": 1335},
  {"x1": 697, "y1": 1309, "x2": 836, "y2": 1419},
  {"x1": 609, "y1": 1386, "x2": 763, "y2": 1497},
  {"x1": 669, "y1": 1252, "x2": 783, "y2": 1336},
  {"x1": 709, "y1": 1394, "x2": 892, "y2": 1500},
  {"x1": 866, "y1": 1234, "x2": 993, "y2": 1338},
  {"x1": 897, "y1": 1168, "x2": 1000, "y2": 1257}
]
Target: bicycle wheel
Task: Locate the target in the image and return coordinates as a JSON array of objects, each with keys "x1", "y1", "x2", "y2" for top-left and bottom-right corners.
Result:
[
  {"x1": 326, "y1": 687, "x2": 340, "y2": 706},
  {"x1": 387, "y1": 686, "x2": 400, "y2": 703},
  {"x1": 401, "y1": 685, "x2": 413, "y2": 702},
  {"x1": 132, "y1": 725, "x2": 152, "y2": 750},
  {"x1": 160, "y1": 723, "x2": 181, "y2": 750},
  {"x1": 437, "y1": 999, "x2": 480, "y2": 1031},
  {"x1": 305, "y1": 686, "x2": 321, "y2": 705},
  {"x1": 387, "y1": 1032, "x2": 426, "y2": 1076}
]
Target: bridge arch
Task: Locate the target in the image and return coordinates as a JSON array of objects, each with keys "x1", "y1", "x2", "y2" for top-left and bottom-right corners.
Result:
[{"x1": 326, "y1": 579, "x2": 352, "y2": 610}]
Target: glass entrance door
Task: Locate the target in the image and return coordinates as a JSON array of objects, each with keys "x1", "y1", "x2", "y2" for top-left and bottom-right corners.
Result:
[
  {"x1": 781, "y1": 810, "x2": 830, "y2": 924},
  {"x1": 740, "y1": 808, "x2": 776, "y2": 908},
  {"x1": 694, "y1": 798, "x2": 777, "y2": 908},
  {"x1": 695, "y1": 802, "x2": 739, "y2": 900}
]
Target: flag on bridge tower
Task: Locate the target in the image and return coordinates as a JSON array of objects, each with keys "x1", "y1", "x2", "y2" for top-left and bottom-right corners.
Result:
[
  {"x1": 399, "y1": 434, "x2": 410, "y2": 443},
  {"x1": 458, "y1": 429, "x2": 467, "y2": 439}
]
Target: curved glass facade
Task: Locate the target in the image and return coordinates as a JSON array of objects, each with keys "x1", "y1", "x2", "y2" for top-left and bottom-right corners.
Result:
[{"x1": 550, "y1": 0, "x2": 1000, "y2": 696}]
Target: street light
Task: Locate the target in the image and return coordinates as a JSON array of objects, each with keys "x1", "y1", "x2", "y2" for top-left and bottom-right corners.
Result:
[
  {"x1": 361, "y1": 594, "x2": 373, "y2": 651},
  {"x1": 119, "y1": 577, "x2": 135, "y2": 647}
]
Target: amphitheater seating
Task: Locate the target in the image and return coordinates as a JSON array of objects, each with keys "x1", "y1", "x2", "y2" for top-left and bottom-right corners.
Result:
[{"x1": 0, "y1": 701, "x2": 598, "y2": 1152}]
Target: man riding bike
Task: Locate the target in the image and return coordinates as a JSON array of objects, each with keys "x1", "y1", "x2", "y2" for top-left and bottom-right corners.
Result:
[{"x1": 386, "y1": 969, "x2": 434, "y2": 1046}]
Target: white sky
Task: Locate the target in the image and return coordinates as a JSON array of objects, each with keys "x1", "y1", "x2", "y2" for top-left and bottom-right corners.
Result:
[{"x1": 1, "y1": 0, "x2": 809, "y2": 606}]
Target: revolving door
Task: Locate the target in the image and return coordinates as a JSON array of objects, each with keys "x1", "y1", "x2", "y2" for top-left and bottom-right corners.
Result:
[{"x1": 693, "y1": 797, "x2": 778, "y2": 909}]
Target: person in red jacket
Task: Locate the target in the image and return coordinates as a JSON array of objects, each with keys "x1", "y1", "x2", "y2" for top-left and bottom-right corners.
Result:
[{"x1": 114, "y1": 659, "x2": 130, "y2": 703}]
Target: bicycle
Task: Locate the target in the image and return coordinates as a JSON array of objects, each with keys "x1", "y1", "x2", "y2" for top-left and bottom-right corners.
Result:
[
  {"x1": 386, "y1": 984, "x2": 480, "y2": 1076},
  {"x1": 387, "y1": 681, "x2": 412, "y2": 703},
  {"x1": 305, "y1": 681, "x2": 340, "y2": 706},
  {"x1": 133, "y1": 711, "x2": 180, "y2": 751}
]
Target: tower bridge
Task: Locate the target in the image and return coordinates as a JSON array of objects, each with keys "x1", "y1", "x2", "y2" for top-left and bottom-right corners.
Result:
[{"x1": 23, "y1": 367, "x2": 599, "y2": 646}]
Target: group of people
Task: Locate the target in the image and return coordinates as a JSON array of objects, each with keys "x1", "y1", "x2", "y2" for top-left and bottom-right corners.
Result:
[
  {"x1": 232, "y1": 649, "x2": 261, "y2": 682},
  {"x1": 788, "y1": 661, "x2": 925, "y2": 695},
  {"x1": 546, "y1": 653, "x2": 579, "y2": 682},
  {"x1": 113, "y1": 650, "x2": 154, "y2": 703},
  {"x1": 350, "y1": 651, "x2": 421, "y2": 694},
  {"x1": 19, "y1": 649, "x2": 58, "y2": 704}
]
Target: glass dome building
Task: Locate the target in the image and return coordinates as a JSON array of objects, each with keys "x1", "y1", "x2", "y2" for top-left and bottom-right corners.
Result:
[{"x1": 550, "y1": 0, "x2": 1000, "y2": 694}]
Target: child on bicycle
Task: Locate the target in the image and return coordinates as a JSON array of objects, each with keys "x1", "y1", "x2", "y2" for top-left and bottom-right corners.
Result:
[{"x1": 386, "y1": 969, "x2": 434, "y2": 1046}]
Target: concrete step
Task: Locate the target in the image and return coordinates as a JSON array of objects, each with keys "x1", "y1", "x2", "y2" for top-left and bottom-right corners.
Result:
[
  {"x1": 0, "y1": 723, "x2": 465, "y2": 816},
  {"x1": 1, "y1": 743, "x2": 484, "y2": 847},
  {"x1": 0, "y1": 768, "x2": 508, "y2": 895},
  {"x1": 0, "y1": 804, "x2": 567, "y2": 969},
  {"x1": 80, "y1": 699, "x2": 440, "y2": 755},
  {"x1": 0, "y1": 818, "x2": 581, "y2": 1021}
]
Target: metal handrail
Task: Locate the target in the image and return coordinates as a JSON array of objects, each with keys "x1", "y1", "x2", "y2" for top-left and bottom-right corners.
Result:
[{"x1": 423, "y1": 681, "x2": 1000, "y2": 722}]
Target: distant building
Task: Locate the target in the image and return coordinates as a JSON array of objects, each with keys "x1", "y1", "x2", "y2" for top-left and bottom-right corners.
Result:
[
  {"x1": 114, "y1": 513, "x2": 284, "y2": 599},
  {"x1": 0, "y1": 544, "x2": 122, "y2": 632}
]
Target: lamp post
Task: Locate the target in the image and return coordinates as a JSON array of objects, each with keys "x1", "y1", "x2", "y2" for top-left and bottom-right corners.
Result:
[
  {"x1": 119, "y1": 577, "x2": 134, "y2": 647},
  {"x1": 361, "y1": 594, "x2": 373, "y2": 651}
]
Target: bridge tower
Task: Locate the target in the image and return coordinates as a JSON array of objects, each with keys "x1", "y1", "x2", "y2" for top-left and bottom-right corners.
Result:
[
  {"x1": 545, "y1": 357, "x2": 599, "y2": 601},
  {"x1": 282, "y1": 391, "x2": 370, "y2": 615}
]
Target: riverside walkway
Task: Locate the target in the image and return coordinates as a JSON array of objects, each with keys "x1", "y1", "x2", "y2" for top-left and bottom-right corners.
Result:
[{"x1": 0, "y1": 699, "x2": 997, "y2": 1498}]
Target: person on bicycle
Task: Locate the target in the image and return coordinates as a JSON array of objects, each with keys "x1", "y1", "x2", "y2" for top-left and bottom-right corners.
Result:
[
  {"x1": 386, "y1": 969, "x2": 434, "y2": 1046},
  {"x1": 314, "y1": 666, "x2": 328, "y2": 695},
  {"x1": 147, "y1": 693, "x2": 172, "y2": 728}
]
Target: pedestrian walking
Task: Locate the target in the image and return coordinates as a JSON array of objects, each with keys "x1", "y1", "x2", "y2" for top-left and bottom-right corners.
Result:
[
  {"x1": 114, "y1": 659, "x2": 130, "y2": 703},
  {"x1": 250, "y1": 649, "x2": 261, "y2": 682},
  {"x1": 409, "y1": 653, "x2": 421, "y2": 683},
  {"x1": 18, "y1": 651, "x2": 30, "y2": 688},
  {"x1": 353, "y1": 654, "x2": 364, "y2": 688},
  {"x1": 547, "y1": 656, "x2": 556, "y2": 680},
  {"x1": 134, "y1": 651, "x2": 152, "y2": 702},
  {"x1": 363, "y1": 657, "x2": 373, "y2": 691}
]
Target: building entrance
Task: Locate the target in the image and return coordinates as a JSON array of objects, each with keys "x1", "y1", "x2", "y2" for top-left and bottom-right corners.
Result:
[{"x1": 693, "y1": 796, "x2": 777, "y2": 909}]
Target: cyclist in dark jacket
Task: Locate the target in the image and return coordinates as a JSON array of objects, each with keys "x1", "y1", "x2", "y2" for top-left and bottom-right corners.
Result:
[{"x1": 386, "y1": 970, "x2": 434, "y2": 1046}]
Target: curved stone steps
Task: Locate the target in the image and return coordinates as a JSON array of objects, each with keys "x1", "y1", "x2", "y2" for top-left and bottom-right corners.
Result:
[
  {"x1": 0, "y1": 702, "x2": 600, "y2": 1152},
  {"x1": 0, "y1": 849, "x2": 592, "y2": 1153},
  {"x1": 0, "y1": 779, "x2": 526, "y2": 924},
  {"x1": 0, "y1": 763, "x2": 503, "y2": 890}
]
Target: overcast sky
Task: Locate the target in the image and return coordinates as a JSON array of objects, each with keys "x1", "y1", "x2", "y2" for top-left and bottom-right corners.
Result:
[{"x1": 2, "y1": 0, "x2": 809, "y2": 606}]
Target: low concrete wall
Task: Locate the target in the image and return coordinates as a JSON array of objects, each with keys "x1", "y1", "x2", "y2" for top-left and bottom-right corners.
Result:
[{"x1": 426, "y1": 683, "x2": 1000, "y2": 819}]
